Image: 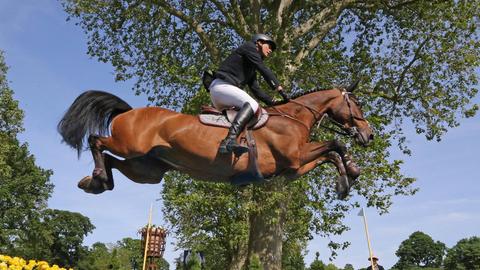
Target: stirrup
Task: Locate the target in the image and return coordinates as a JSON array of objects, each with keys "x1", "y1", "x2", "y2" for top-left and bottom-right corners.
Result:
[
  {"x1": 219, "y1": 138, "x2": 248, "y2": 155},
  {"x1": 230, "y1": 144, "x2": 249, "y2": 156}
]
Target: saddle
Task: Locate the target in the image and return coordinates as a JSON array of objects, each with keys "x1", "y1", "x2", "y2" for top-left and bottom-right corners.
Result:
[
  {"x1": 198, "y1": 105, "x2": 269, "y2": 129},
  {"x1": 198, "y1": 105, "x2": 267, "y2": 186}
]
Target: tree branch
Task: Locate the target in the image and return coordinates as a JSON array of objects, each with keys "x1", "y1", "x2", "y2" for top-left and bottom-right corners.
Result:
[
  {"x1": 249, "y1": 0, "x2": 261, "y2": 33},
  {"x1": 382, "y1": 0, "x2": 422, "y2": 9},
  {"x1": 395, "y1": 37, "x2": 430, "y2": 94},
  {"x1": 155, "y1": 1, "x2": 221, "y2": 63},
  {"x1": 292, "y1": 20, "x2": 336, "y2": 67},
  {"x1": 208, "y1": 0, "x2": 249, "y2": 39},
  {"x1": 290, "y1": 0, "x2": 356, "y2": 72},
  {"x1": 275, "y1": 0, "x2": 294, "y2": 28},
  {"x1": 291, "y1": 0, "x2": 355, "y2": 40}
]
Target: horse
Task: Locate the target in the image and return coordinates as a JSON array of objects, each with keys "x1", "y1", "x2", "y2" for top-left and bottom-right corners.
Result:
[{"x1": 58, "y1": 83, "x2": 373, "y2": 199}]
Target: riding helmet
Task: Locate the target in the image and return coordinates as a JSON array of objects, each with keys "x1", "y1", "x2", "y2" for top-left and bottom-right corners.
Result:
[{"x1": 252, "y1": 33, "x2": 277, "y2": 51}]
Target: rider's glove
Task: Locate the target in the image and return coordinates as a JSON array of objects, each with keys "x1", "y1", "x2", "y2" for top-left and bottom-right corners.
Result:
[{"x1": 278, "y1": 89, "x2": 289, "y2": 101}]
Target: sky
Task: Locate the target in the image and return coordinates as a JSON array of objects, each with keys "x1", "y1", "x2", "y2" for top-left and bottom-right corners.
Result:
[{"x1": 0, "y1": 2, "x2": 479, "y2": 269}]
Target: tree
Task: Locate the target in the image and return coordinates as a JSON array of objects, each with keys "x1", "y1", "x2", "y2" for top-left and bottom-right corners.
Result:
[
  {"x1": 282, "y1": 240, "x2": 306, "y2": 270},
  {"x1": 0, "y1": 50, "x2": 54, "y2": 254},
  {"x1": 444, "y1": 236, "x2": 480, "y2": 270},
  {"x1": 308, "y1": 252, "x2": 326, "y2": 270},
  {"x1": 393, "y1": 231, "x2": 446, "y2": 269},
  {"x1": 343, "y1": 263, "x2": 354, "y2": 270},
  {"x1": 78, "y1": 238, "x2": 170, "y2": 270},
  {"x1": 186, "y1": 253, "x2": 202, "y2": 270},
  {"x1": 248, "y1": 254, "x2": 264, "y2": 270},
  {"x1": 25, "y1": 209, "x2": 95, "y2": 268},
  {"x1": 62, "y1": 1, "x2": 480, "y2": 269},
  {"x1": 43, "y1": 209, "x2": 95, "y2": 267},
  {"x1": 325, "y1": 263, "x2": 339, "y2": 270},
  {"x1": 76, "y1": 242, "x2": 112, "y2": 270}
]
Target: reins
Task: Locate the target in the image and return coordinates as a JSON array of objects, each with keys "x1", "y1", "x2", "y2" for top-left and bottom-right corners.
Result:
[
  {"x1": 317, "y1": 114, "x2": 353, "y2": 136},
  {"x1": 268, "y1": 106, "x2": 312, "y2": 132},
  {"x1": 289, "y1": 99, "x2": 322, "y2": 122}
]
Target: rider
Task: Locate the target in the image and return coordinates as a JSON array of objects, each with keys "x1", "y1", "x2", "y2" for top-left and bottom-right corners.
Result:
[{"x1": 209, "y1": 33, "x2": 286, "y2": 155}]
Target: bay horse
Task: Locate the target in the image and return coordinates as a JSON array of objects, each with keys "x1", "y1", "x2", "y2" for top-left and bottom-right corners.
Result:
[{"x1": 58, "y1": 83, "x2": 373, "y2": 199}]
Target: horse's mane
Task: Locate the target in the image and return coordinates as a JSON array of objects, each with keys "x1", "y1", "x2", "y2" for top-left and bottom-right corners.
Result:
[{"x1": 270, "y1": 87, "x2": 333, "y2": 106}]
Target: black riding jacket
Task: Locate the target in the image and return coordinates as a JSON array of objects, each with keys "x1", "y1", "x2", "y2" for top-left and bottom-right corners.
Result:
[{"x1": 215, "y1": 41, "x2": 280, "y2": 105}]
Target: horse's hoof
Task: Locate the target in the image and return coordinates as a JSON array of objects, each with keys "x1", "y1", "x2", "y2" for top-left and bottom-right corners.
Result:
[
  {"x1": 78, "y1": 176, "x2": 92, "y2": 189},
  {"x1": 347, "y1": 175, "x2": 358, "y2": 188},
  {"x1": 335, "y1": 175, "x2": 350, "y2": 200},
  {"x1": 78, "y1": 176, "x2": 106, "y2": 194}
]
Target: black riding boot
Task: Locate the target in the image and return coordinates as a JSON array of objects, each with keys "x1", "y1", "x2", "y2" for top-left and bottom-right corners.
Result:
[{"x1": 219, "y1": 103, "x2": 254, "y2": 155}]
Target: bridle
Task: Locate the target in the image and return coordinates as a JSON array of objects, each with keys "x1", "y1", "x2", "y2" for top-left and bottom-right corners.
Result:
[
  {"x1": 269, "y1": 89, "x2": 367, "y2": 137},
  {"x1": 318, "y1": 89, "x2": 368, "y2": 137}
]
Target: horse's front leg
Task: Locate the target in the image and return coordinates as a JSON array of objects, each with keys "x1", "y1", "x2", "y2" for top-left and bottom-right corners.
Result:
[
  {"x1": 297, "y1": 140, "x2": 359, "y2": 199},
  {"x1": 300, "y1": 140, "x2": 360, "y2": 181}
]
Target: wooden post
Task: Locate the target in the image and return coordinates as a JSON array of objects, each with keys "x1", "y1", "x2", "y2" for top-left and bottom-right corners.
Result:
[{"x1": 359, "y1": 208, "x2": 375, "y2": 270}]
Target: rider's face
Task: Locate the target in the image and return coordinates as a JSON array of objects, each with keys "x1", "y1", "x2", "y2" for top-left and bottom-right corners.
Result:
[{"x1": 258, "y1": 42, "x2": 273, "y2": 58}]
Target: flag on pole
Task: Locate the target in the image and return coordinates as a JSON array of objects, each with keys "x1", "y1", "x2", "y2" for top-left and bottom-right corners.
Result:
[{"x1": 358, "y1": 207, "x2": 375, "y2": 270}]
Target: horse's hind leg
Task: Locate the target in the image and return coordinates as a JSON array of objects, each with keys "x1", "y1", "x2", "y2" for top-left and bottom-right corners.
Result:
[
  {"x1": 104, "y1": 154, "x2": 171, "y2": 184},
  {"x1": 77, "y1": 135, "x2": 114, "y2": 194}
]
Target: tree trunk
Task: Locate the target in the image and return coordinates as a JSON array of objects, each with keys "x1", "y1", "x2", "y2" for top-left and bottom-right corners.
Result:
[
  {"x1": 247, "y1": 180, "x2": 286, "y2": 270},
  {"x1": 228, "y1": 244, "x2": 248, "y2": 270}
]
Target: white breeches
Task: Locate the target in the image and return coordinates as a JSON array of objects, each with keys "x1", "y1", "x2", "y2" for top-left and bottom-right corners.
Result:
[{"x1": 209, "y1": 79, "x2": 259, "y2": 112}]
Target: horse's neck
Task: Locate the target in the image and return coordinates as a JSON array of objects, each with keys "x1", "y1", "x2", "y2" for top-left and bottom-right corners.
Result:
[{"x1": 289, "y1": 89, "x2": 337, "y2": 125}]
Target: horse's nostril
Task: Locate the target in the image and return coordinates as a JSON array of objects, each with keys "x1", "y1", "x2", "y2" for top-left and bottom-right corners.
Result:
[{"x1": 369, "y1": 134, "x2": 374, "y2": 140}]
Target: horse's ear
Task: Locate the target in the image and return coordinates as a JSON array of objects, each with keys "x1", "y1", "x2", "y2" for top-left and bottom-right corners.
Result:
[{"x1": 346, "y1": 79, "x2": 360, "y2": 92}]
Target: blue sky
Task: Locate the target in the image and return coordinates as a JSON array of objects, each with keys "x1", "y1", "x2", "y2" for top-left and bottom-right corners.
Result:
[{"x1": 1, "y1": 2, "x2": 479, "y2": 269}]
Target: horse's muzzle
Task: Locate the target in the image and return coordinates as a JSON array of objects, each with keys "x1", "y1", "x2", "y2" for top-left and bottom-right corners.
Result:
[{"x1": 356, "y1": 129, "x2": 374, "y2": 146}]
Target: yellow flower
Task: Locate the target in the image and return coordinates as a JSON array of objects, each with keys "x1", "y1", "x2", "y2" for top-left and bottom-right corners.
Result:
[{"x1": 0, "y1": 255, "x2": 71, "y2": 270}]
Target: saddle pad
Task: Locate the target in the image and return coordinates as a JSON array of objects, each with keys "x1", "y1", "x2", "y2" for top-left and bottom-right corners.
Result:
[{"x1": 199, "y1": 108, "x2": 269, "y2": 129}]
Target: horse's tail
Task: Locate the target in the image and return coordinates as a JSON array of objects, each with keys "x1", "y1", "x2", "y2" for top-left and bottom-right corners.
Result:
[{"x1": 57, "y1": 90, "x2": 132, "y2": 157}]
